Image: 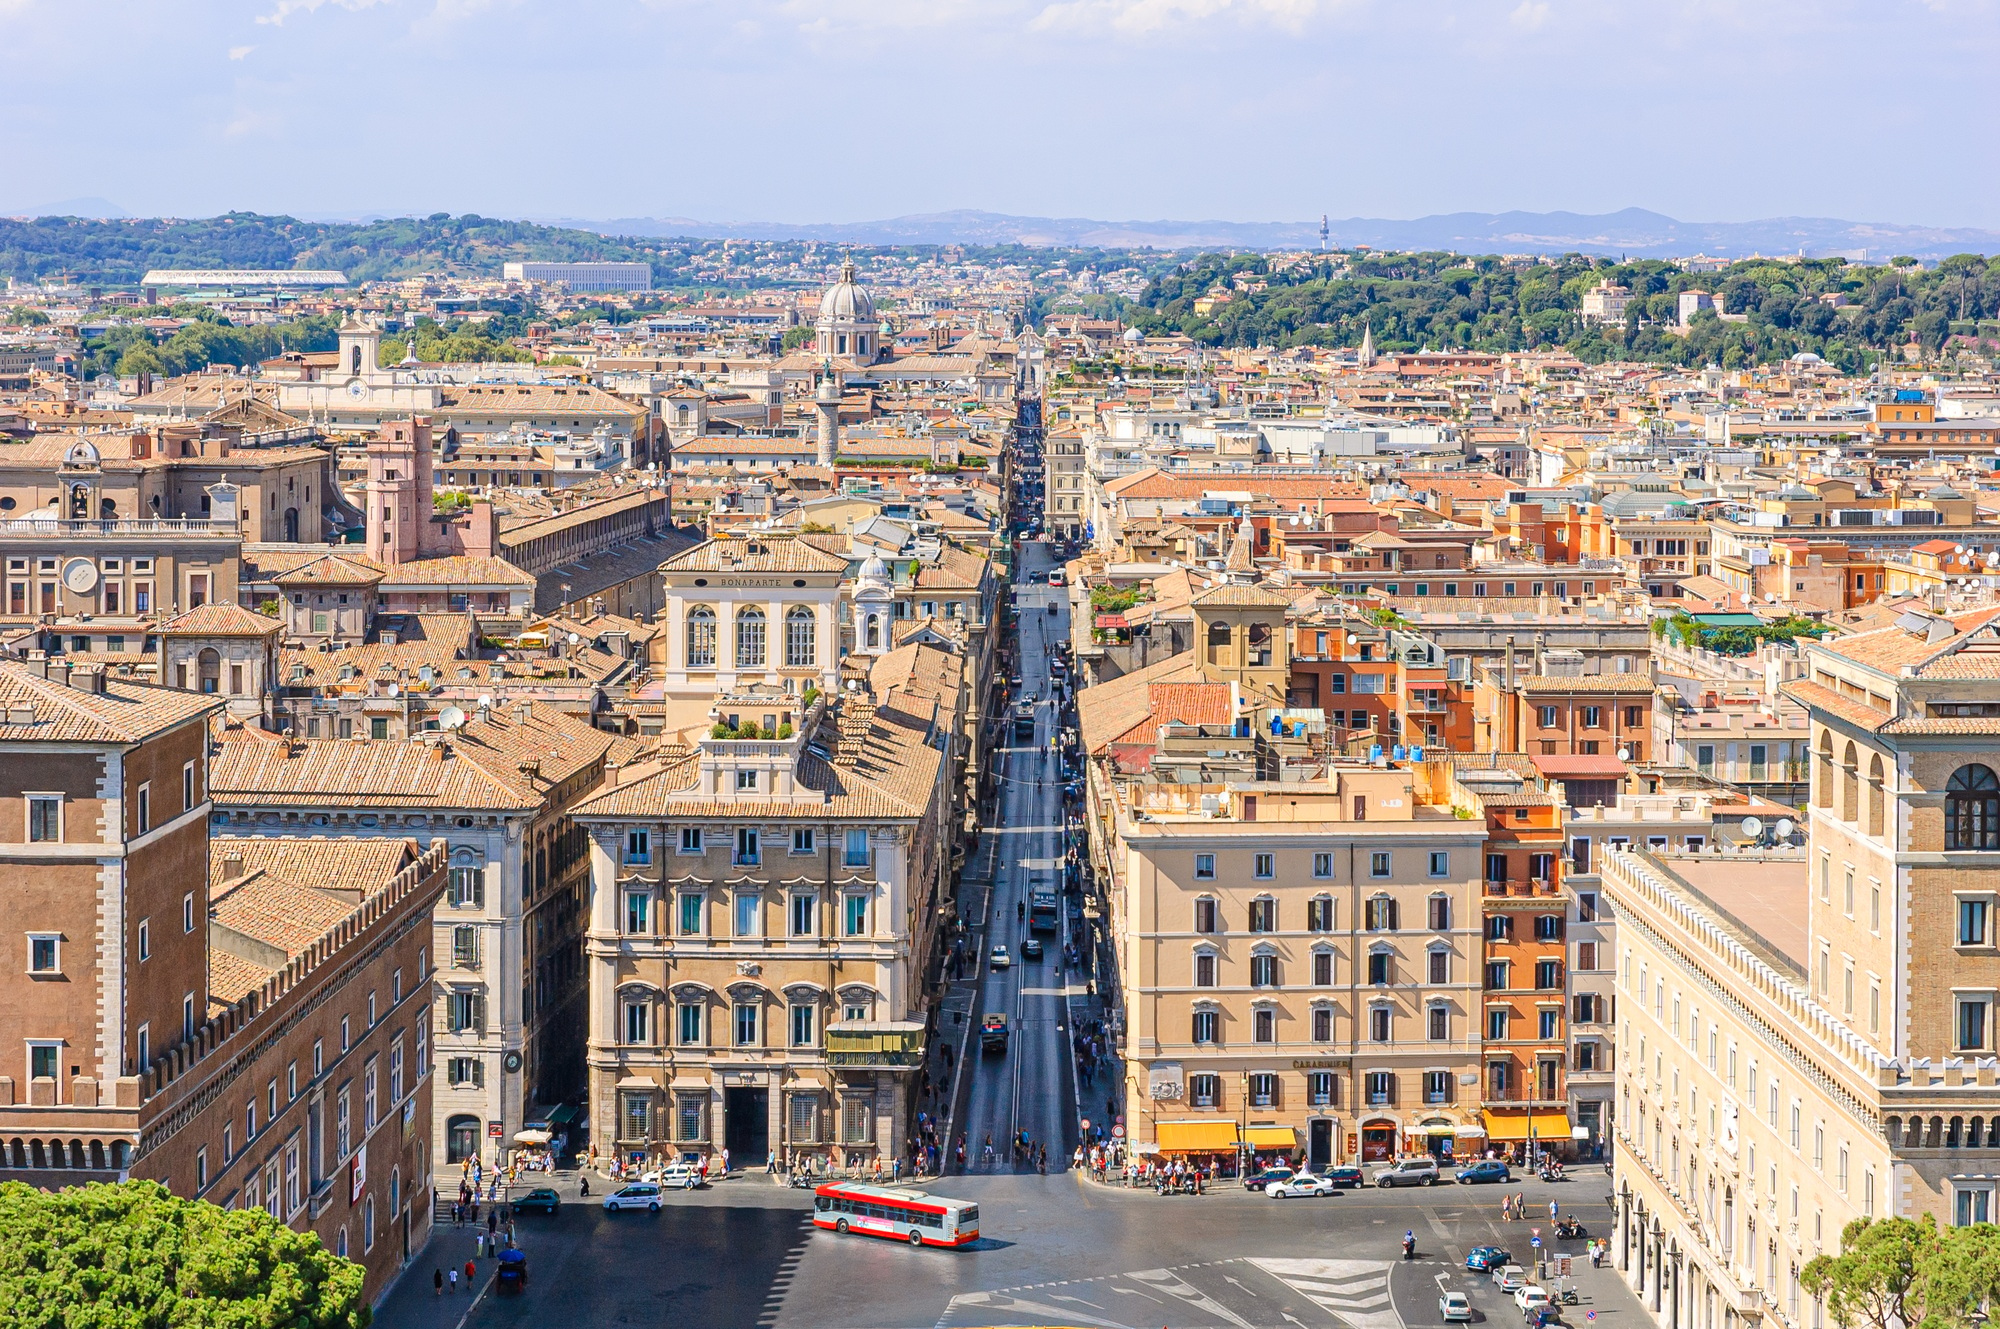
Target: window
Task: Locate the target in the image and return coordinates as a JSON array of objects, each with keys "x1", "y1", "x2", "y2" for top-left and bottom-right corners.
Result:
[
  {"x1": 447, "y1": 1057, "x2": 484, "y2": 1087},
  {"x1": 1312, "y1": 852, "x2": 1333, "y2": 879},
  {"x1": 843, "y1": 829, "x2": 870, "y2": 868},
  {"x1": 1959, "y1": 998, "x2": 1989, "y2": 1051},
  {"x1": 27, "y1": 934, "x2": 58, "y2": 974},
  {"x1": 1365, "y1": 1071, "x2": 1393, "y2": 1105},
  {"x1": 624, "y1": 1001, "x2": 650, "y2": 1044},
  {"x1": 1429, "y1": 1005, "x2": 1449, "y2": 1040},
  {"x1": 1194, "y1": 853, "x2": 1216, "y2": 880},
  {"x1": 1312, "y1": 1006, "x2": 1333, "y2": 1041},
  {"x1": 1195, "y1": 952, "x2": 1217, "y2": 987},
  {"x1": 449, "y1": 866, "x2": 484, "y2": 908},
  {"x1": 1250, "y1": 953, "x2": 1277, "y2": 987},
  {"x1": 1956, "y1": 1187, "x2": 1993, "y2": 1227},
  {"x1": 1368, "y1": 951, "x2": 1391, "y2": 984},
  {"x1": 1365, "y1": 896, "x2": 1397, "y2": 930},
  {"x1": 1960, "y1": 898, "x2": 1991, "y2": 946},
  {"x1": 1576, "y1": 941, "x2": 1597, "y2": 970},
  {"x1": 1248, "y1": 897, "x2": 1276, "y2": 932},
  {"x1": 1539, "y1": 706, "x2": 1559, "y2": 729},
  {"x1": 1488, "y1": 1009, "x2": 1509, "y2": 1040},
  {"x1": 1370, "y1": 851, "x2": 1391, "y2": 878},
  {"x1": 1486, "y1": 960, "x2": 1509, "y2": 990},
  {"x1": 843, "y1": 894, "x2": 868, "y2": 937},
  {"x1": 681, "y1": 827, "x2": 705, "y2": 854},
  {"x1": 733, "y1": 1003, "x2": 759, "y2": 1046},
  {"x1": 1535, "y1": 959, "x2": 1562, "y2": 989},
  {"x1": 1309, "y1": 1071, "x2": 1335, "y2": 1105},
  {"x1": 27, "y1": 794, "x2": 60, "y2": 842},
  {"x1": 1253, "y1": 852, "x2": 1274, "y2": 879},
  {"x1": 624, "y1": 893, "x2": 650, "y2": 935},
  {"x1": 1428, "y1": 851, "x2": 1449, "y2": 878},
  {"x1": 137, "y1": 918, "x2": 150, "y2": 962},
  {"x1": 1307, "y1": 895, "x2": 1333, "y2": 931},
  {"x1": 735, "y1": 607, "x2": 766, "y2": 667},
  {"x1": 679, "y1": 893, "x2": 704, "y2": 936},
  {"x1": 735, "y1": 827, "x2": 760, "y2": 866},
  {"x1": 452, "y1": 925, "x2": 480, "y2": 968},
  {"x1": 790, "y1": 893, "x2": 817, "y2": 937},
  {"x1": 678, "y1": 1003, "x2": 703, "y2": 1045},
  {"x1": 1249, "y1": 1071, "x2": 1276, "y2": 1105},
  {"x1": 1190, "y1": 1074, "x2": 1220, "y2": 1107},
  {"x1": 1253, "y1": 1009, "x2": 1276, "y2": 1044},
  {"x1": 736, "y1": 770, "x2": 759, "y2": 792},
  {"x1": 30, "y1": 1040, "x2": 60, "y2": 1083},
  {"x1": 686, "y1": 606, "x2": 717, "y2": 667},
  {"x1": 1429, "y1": 948, "x2": 1449, "y2": 983},
  {"x1": 135, "y1": 783, "x2": 149, "y2": 835},
  {"x1": 1946, "y1": 765, "x2": 2000, "y2": 850},
  {"x1": 446, "y1": 991, "x2": 484, "y2": 1034},
  {"x1": 1428, "y1": 895, "x2": 1450, "y2": 930},
  {"x1": 785, "y1": 607, "x2": 816, "y2": 668},
  {"x1": 1192, "y1": 1009, "x2": 1218, "y2": 1044},
  {"x1": 1312, "y1": 949, "x2": 1333, "y2": 985},
  {"x1": 734, "y1": 892, "x2": 761, "y2": 938},
  {"x1": 183, "y1": 892, "x2": 195, "y2": 934},
  {"x1": 790, "y1": 1003, "x2": 816, "y2": 1047},
  {"x1": 1194, "y1": 897, "x2": 1218, "y2": 933},
  {"x1": 792, "y1": 828, "x2": 814, "y2": 855},
  {"x1": 1540, "y1": 1009, "x2": 1561, "y2": 1039}
]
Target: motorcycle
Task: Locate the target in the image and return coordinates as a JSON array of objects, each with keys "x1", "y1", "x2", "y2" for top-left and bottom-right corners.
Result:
[{"x1": 1402, "y1": 1234, "x2": 1417, "y2": 1261}]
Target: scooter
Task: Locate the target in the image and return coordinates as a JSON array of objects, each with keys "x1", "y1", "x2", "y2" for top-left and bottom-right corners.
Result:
[{"x1": 1402, "y1": 1233, "x2": 1417, "y2": 1261}]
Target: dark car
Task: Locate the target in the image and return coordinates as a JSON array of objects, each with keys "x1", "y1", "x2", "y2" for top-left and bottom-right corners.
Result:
[
  {"x1": 1242, "y1": 1165, "x2": 1296, "y2": 1192},
  {"x1": 1021, "y1": 939, "x2": 1044, "y2": 960},
  {"x1": 513, "y1": 1187, "x2": 561, "y2": 1215},
  {"x1": 1456, "y1": 1160, "x2": 1512, "y2": 1185},
  {"x1": 1466, "y1": 1245, "x2": 1513, "y2": 1272},
  {"x1": 1325, "y1": 1165, "x2": 1364, "y2": 1188}
]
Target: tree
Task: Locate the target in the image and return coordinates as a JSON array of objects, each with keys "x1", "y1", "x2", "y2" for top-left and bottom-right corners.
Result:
[
  {"x1": 115, "y1": 344, "x2": 164, "y2": 376},
  {"x1": 1803, "y1": 1214, "x2": 2000, "y2": 1329},
  {"x1": 0, "y1": 1179, "x2": 370, "y2": 1329}
]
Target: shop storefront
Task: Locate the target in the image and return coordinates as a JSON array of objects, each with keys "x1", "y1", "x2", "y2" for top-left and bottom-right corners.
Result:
[
  {"x1": 1357, "y1": 1117, "x2": 1399, "y2": 1162},
  {"x1": 1244, "y1": 1124, "x2": 1300, "y2": 1169},
  {"x1": 1154, "y1": 1119, "x2": 1241, "y2": 1176},
  {"x1": 1408, "y1": 1117, "x2": 1483, "y2": 1161},
  {"x1": 1480, "y1": 1109, "x2": 1573, "y2": 1164}
]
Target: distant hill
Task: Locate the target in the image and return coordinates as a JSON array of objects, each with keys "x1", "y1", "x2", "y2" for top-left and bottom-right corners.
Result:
[{"x1": 554, "y1": 207, "x2": 2000, "y2": 261}]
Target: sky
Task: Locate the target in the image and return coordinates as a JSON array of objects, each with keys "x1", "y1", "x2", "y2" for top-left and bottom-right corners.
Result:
[{"x1": 3, "y1": 0, "x2": 1997, "y2": 227}]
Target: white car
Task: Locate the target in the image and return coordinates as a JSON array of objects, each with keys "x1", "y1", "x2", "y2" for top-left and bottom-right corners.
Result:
[
  {"x1": 989, "y1": 945, "x2": 1011, "y2": 970},
  {"x1": 1046, "y1": 570, "x2": 1065, "y2": 586},
  {"x1": 1493, "y1": 1265, "x2": 1529, "y2": 1293},
  {"x1": 1441, "y1": 1291, "x2": 1473, "y2": 1323},
  {"x1": 641, "y1": 1162, "x2": 701, "y2": 1190},
  {"x1": 1515, "y1": 1285, "x2": 1551, "y2": 1314},
  {"x1": 604, "y1": 1183, "x2": 662, "y2": 1213},
  {"x1": 1265, "y1": 1172, "x2": 1336, "y2": 1198}
]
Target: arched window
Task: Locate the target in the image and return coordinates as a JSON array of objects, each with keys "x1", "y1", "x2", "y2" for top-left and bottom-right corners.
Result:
[
  {"x1": 686, "y1": 606, "x2": 716, "y2": 668},
  {"x1": 1207, "y1": 620, "x2": 1231, "y2": 648},
  {"x1": 1946, "y1": 764, "x2": 2000, "y2": 851},
  {"x1": 786, "y1": 606, "x2": 816, "y2": 668},
  {"x1": 1840, "y1": 741, "x2": 1860, "y2": 822},
  {"x1": 446, "y1": 1114, "x2": 481, "y2": 1164},
  {"x1": 865, "y1": 614, "x2": 881, "y2": 650},
  {"x1": 1815, "y1": 731, "x2": 1834, "y2": 809},
  {"x1": 736, "y1": 608, "x2": 766, "y2": 668},
  {"x1": 1866, "y1": 753, "x2": 1886, "y2": 839},
  {"x1": 196, "y1": 648, "x2": 222, "y2": 695}
]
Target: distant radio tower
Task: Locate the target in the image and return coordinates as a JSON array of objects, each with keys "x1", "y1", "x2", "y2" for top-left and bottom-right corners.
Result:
[{"x1": 1319, "y1": 214, "x2": 1329, "y2": 251}]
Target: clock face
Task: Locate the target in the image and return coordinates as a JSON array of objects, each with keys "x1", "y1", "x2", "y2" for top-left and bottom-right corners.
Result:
[
  {"x1": 347, "y1": 377, "x2": 368, "y2": 399},
  {"x1": 61, "y1": 558, "x2": 99, "y2": 595}
]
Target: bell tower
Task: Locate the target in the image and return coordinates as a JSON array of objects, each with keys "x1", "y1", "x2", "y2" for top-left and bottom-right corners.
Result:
[{"x1": 337, "y1": 314, "x2": 383, "y2": 382}]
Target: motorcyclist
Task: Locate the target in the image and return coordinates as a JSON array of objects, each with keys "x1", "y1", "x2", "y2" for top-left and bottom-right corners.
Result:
[{"x1": 1402, "y1": 1231, "x2": 1416, "y2": 1260}]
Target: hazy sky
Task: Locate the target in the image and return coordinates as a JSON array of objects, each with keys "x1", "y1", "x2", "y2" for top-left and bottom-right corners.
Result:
[{"x1": 4, "y1": 0, "x2": 1996, "y2": 226}]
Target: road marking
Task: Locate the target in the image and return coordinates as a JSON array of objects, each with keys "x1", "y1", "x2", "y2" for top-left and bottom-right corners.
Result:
[
  {"x1": 1129, "y1": 1268, "x2": 1256, "y2": 1329},
  {"x1": 1250, "y1": 1258, "x2": 1406, "y2": 1329}
]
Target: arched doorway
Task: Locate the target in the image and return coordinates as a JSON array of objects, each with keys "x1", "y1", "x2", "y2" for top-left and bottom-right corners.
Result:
[
  {"x1": 283, "y1": 508, "x2": 299, "y2": 542},
  {"x1": 1360, "y1": 1118, "x2": 1397, "y2": 1162},
  {"x1": 197, "y1": 649, "x2": 221, "y2": 694},
  {"x1": 446, "y1": 1114, "x2": 481, "y2": 1165}
]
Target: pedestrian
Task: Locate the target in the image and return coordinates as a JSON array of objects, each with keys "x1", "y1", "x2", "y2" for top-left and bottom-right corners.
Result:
[
  {"x1": 721, "y1": 1147, "x2": 731, "y2": 1177},
  {"x1": 434, "y1": 1268, "x2": 444, "y2": 1297},
  {"x1": 1550, "y1": 1199, "x2": 1559, "y2": 1222},
  {"x1": 465, "y1": 1258, "x2": 476, "y2": 1288},
  {"x1": 448, "y1": 1268, "x2": 459, "y2": 1295}
]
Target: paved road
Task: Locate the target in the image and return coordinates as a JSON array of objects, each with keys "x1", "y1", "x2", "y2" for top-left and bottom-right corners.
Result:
[
  {"x1": 954, "y1": 534, "x2": 1080, "y2": 1178},
  {"x1": 379, "y1": 1170, "x2": 1637, "y2": 1329}
]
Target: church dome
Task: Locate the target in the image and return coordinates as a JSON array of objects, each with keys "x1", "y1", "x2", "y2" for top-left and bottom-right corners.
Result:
[
  {"x1": 818, "y1": 260, "x2": 875, "y2": 322},
  {"x1": 858, "y1": 553, "x2": 891, "y2": 587}
]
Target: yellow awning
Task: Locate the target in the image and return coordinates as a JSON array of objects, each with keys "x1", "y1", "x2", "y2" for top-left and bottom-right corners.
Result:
[
  {"x1": 1244, "y1": 1125, "x2": 1298, "y2": 1149},
  {"x1": 1155, "y1": 1120, "x2": 1241, "y2": 1152},
  {"x1": 1481, "y1": 1111, "x2": 1572, "y2": 1141}
]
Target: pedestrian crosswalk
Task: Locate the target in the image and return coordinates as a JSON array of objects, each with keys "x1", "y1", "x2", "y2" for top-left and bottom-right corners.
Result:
[{"x1": 1249, "y1": 1258, "x2": 1404, "y2": 1329}]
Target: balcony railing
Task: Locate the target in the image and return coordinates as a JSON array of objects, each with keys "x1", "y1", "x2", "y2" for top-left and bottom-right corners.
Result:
[
  {"x1": 0, "y1": 516, "x2": 235, "y2": 537},
  {"x1": 824, "y1": 1021, "x2": 924, "y2": 1068},
  {"x1": 1484, "y1": 878, "x2": 1561, "y2": 898}
]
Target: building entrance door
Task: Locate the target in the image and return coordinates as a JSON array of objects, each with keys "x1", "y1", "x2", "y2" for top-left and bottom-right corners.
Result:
[
  {"x1": 725, "y1": 1088, "x2": 769, "y2": 1165},
  {"x1": 1309, "y1": 1119, "x2": 1333, "y2": 1172}
]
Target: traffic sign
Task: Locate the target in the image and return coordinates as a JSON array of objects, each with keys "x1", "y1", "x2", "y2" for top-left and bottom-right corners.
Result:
[{"x1": 1531, "y1": 1237, "x2": 1542, "y2": 1248}]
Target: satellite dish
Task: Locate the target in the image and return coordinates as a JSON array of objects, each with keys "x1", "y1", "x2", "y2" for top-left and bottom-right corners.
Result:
[
  {"x1": 440, "y1": 706, "x2": 467, "y2": 730},
  {"x1": 567, "y1": 631, "x2": 581, "y2": 645},
  {"x1": 1617, "y1": 747, "x2": 1631, "y2": 761},
  {"x1": 477, "y1": 694, "x2": 494, "y2": 710},
  {"x1": 1741, "y1": 816, "x2": 1765, "y2": 838},
  {"x1": 387, "y1": 683, "x2": 399, "y2": 697},
  {"x1": 1765, "y1": 593, "x2": 1779, "y2": 603},
  {"x1": 1774, "y1": 817, "x2": 1796, "y2": 839}
]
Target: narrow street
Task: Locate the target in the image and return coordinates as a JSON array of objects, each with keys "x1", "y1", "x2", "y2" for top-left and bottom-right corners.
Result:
[{"x1": 953, "y1": 533, "x2": 1082, "y2": 1175}]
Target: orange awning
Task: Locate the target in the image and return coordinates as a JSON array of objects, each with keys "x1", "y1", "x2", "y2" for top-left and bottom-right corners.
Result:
[
  {"x1": 1155, "y1": 1120, "x2": 1241, "y2": 1152},
  {"x1": 1481, "y1": 1110, "x2": 1572, "y2": 1141}
]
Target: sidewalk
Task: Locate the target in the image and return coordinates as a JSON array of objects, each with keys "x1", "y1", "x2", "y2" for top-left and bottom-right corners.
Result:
[{"x1": 372, "y1": 1200, "x2": 525, "y2": 1329}]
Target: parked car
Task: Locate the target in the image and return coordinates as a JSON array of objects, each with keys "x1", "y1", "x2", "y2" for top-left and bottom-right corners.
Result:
[
  {"x1": 1466, "y1": 1245, "x2": 1513, "y2": 1272},
  {"x1": 1440, "y1": 1291, "x2": 1474, "y2": 1323},
  {"x1": 603, "y1": 1183, "x2": 661, "y2": 1214},
  {"x1": 1265, "y1": 1172, "x2": 1336, "y2": 1198},
  {"x1": 1047, "y1": 570, "x2": 1065, "y2": 586},
  {"x1": 1021, "y1": 939, "x2": 1044, "y2": 961},
  {"x1": 512, "y1": 1187, "x2": 560, "y2": 1215},
  {"x1": 989, "y1": 944, "x2": 1011, "y2": 970},
  {"x1": 643, "y1": 1162, "x2": 701, "y2": 1190},
  {"x1": 1325, "y1": 1165, "x2": 1365, "y2": 1188},
  {"x1": 1515, "y1": 1285, "x2": 1551, "y2": 1315},
  {"x1": 1456, "y1": 1160, "x2": 1512, "y2": 1185},
  {"x1": 1492, "y1": 1265, "x2": 1529, "y2": 1293},
  {"x1": 1241, "y1": 1165, "x2": 1297, "y2": 1192},
  {"x1": 1373, "y1": 1157, "x2": 1440, "y2": 1187}
]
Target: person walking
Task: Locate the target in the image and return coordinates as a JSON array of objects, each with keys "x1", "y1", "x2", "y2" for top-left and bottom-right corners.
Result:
[
  {"x1": 1550, "y1": 1199, "x2": 1560, "y2": 1222},
  {"x1": 447, "y1": 1268, "x2": 459, "y2": 1296},
  {"x1": 465, "y1": 1258, "x2": 477, "y2": 1290},
  {"x1": 434, "y1": 1268, "x2": 444, "y2": 1297}
]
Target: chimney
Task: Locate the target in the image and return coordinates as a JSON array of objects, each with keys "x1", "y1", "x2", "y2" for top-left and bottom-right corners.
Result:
[
  {"x1": 514, "y1": 700, "x2": 532, "y2": 724},
  {"x1": 25, "y1": 649, "x2": 49, "y2": 680},
  {"x1": 73, "y1": 664, "x2": 106, "y2": 694},
  {"x1": 47, "y1": 658, "x2": 71, "y2": 688},
  {"x1": 220, "y1": 851, "x2": 245, "y2": 881}
]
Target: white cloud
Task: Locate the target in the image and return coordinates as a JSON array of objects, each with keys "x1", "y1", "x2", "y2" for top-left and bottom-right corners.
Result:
[
  {"x1": 1030, "y1": 0, "x2": 1334, "y2": 35},
  {"x1": 256, "y1": 0, "x2": 392, "y2": 27},
  {"x1": 1509, "y1": 0, "x2": 1549, "y2": 27},
  {"x1": 228, "y1": 44, "x2": 256, "y2": 59}
]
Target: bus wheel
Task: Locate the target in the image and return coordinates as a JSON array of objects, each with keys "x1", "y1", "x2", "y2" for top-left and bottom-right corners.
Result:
[
  {"x1": 909, "y1": 1229, "x2": 924, "y2": 1247},
  {"x1": 836, "y1": 1219, "x2": 849, "y2": 1234}
]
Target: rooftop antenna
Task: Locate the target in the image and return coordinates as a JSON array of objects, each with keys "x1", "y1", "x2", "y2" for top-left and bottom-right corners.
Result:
[{"x1": 1319, "y1": 214, "x2": 1329, "y2": 252}]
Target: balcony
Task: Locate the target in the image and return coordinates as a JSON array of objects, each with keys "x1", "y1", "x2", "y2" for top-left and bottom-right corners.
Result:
[
  {"x1": 1483, "y1": 878, "x2": 1561, "y2": 899},
  {"x1": 824, "y1": 1021, "x2": 925, "y2": 1068},
  {"x1": 0, "y1": 516, "x2": 236, "y2": 538}
]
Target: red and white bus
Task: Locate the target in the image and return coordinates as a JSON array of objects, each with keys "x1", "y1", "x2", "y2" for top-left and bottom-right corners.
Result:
[{"x1": 812, "y1": 1181, "x2": 979, "y2": 1247}]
